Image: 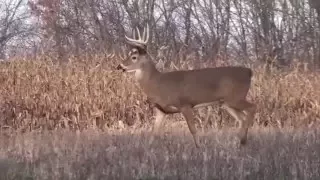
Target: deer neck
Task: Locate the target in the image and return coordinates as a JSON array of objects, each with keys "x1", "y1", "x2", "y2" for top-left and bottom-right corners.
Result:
[
  {"x1": 137, "y1": 62, "x2": 161, "y2": 99},
  {"x1": 136, "y1": 60, "x2": 160, "y2": 85}
]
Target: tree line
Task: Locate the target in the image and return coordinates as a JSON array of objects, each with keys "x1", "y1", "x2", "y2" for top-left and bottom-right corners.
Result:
[{"x1": 1, "y1": 0, "x2": 320, "y2": 69}]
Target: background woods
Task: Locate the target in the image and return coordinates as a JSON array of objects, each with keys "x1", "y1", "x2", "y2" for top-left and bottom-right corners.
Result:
[{"x1": 0, "y1": 0, "x2": 318, "y2": 67}]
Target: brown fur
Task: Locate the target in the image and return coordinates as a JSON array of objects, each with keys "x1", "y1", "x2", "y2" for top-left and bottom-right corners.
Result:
[{"x1": 117, "y1": 27, "x2": 256, "y2": 148}]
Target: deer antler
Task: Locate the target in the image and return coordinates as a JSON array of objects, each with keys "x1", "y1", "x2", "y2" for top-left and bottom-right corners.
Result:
[{"x1": 125, "y1": 24, "x2": 150, "y2": 49}]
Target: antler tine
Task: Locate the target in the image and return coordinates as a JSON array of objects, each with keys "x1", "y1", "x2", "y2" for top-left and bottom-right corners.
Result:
[
  {"x1": 142, "y1": 26, "x2": 146, "y2": 42},
  {"x1": 125, "y1": 33, "x2": 140, "y2": 43},
  {"x1": 136, "y1": 27, "x2": 142, "y2": 41},
  {"x1": 144, "y1": 23, "x2": 150, "y2": 43},
  {"x1": 133, "y1": 28, "x2": 136, "y2": 39},
  {"x1": 125, "y1": 28, "x2": 138, "y2": 42},
  {"x1": 125, "y1": 24, "x2": 149, "y2": 47}
]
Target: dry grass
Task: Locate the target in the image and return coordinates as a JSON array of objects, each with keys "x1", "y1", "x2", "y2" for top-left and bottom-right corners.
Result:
[
  {"x1": 0, "y1": 126, "x2": 320, "y2": 180},
  {"x1": 0, "y1": 55, "x2": 150, "y2": 132},
  {"x1": 0, "y1": 54, "x2": 319, "y2": 131}
]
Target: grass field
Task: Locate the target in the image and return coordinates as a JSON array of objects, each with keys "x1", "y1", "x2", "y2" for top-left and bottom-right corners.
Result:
[
  {"x1": 0, "y1": 55, "x2": 319, "y2": 130},
  {"x1": 0, "y1": 55, "x2": 320, "y2": 179},
  {"x1": 1, "y1": 125, "x2": 320, "y2": 180}
]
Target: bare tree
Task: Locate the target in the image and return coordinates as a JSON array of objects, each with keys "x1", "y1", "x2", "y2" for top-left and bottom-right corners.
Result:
[
  {"x1": 0, "y1": 0, "x2": 34, "y2": 59},
  {"x1": 18, "y1": 0, "x2": 319, "y2": 69}
]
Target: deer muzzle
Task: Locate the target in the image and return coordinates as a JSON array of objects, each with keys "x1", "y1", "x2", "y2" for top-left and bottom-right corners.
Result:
[{"x1": 116, "y1": 64, "x2": 127, "y2": 72}]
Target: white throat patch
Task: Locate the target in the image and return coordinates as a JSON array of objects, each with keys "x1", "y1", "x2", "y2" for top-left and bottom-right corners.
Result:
[
  {"x1": 134, "y1": 69, "x2": 143, "y2": 80},
  {"x1": 127, "y1": 69, "x2": 143, "y2": 80}
]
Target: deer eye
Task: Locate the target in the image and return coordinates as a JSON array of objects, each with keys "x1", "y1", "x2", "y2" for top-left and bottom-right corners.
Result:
[{"x1": 132, "y1": 56, "x2": 137, "y2": 61}]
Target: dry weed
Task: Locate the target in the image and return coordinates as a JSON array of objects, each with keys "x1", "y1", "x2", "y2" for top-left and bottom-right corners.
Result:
[{"x1": 0, "y1": 54, "x2": 319, "y2": 132}]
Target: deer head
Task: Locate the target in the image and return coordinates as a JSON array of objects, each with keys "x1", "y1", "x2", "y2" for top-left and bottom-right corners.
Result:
[{"x1": 117, "y1": 24, "x2": 151, "y2": 73}]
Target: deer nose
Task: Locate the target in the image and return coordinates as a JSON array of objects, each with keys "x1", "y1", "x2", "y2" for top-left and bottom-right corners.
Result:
[{"x1": 116, "y1": 64, "x2": 126, "y2": 72}]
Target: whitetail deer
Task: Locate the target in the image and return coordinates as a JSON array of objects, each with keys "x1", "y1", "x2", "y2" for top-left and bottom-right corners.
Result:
[{"x1": 117, "y1": 24, "x2": 256, "y2": 148}]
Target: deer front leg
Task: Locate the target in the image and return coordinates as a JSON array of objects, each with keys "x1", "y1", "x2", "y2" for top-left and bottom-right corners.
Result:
[
  {"x1": 152, "y1": 107, "x2": 165, "y2": 133},
  {"x1": 148, "y1": 107, "x2": 165, "y2": 145}
]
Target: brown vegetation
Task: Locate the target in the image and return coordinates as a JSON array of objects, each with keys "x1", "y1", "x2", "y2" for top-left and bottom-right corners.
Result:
[{"x1": 0, "y1": 55, "x2": 319, "y2": 132}]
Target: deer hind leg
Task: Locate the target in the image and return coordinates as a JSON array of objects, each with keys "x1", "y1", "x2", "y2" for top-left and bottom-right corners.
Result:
[
  {"x1": 181, "y1": 106, "x2": 200, "y2": 148},
  {"x1": 223, "y1": 100, "x2": 256, "y2": 145},
  {"x1": 222, "y1": 104, "x2": 244, "y2": 127},
  {"x1": 241, "y1": 101, "x2": 256, "y2": 127}
]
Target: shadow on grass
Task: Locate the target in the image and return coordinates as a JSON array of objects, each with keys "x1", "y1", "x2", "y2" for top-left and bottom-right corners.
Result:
[
  {"x1": 0, "y1": 158, "x2": 34, "y2": 180},
  {"x1": 0, "y1": 128, "x2": 319, "y2": 180}
]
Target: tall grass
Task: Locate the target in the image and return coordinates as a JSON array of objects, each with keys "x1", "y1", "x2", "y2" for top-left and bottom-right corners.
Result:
[{"x1": 0, "y1": 54, "x2": 319, "y2": 133}]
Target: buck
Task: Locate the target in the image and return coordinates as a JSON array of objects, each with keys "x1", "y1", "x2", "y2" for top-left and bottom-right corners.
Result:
[{"x1": 117, "y1": 24, "x2": 256, "y2": 148}]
